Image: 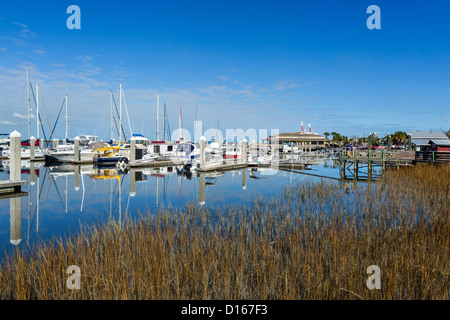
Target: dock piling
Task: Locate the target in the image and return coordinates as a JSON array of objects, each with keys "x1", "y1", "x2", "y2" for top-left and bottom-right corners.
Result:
[
  {"x1": 130, "y1": 138, "x2": 136, "y2": 165},
  {"x1": 130, "y1": 168, "x2": 136, "y2": 196},
  {"x1": 10, "y1": 197, "x2": 21, "y2": 245},
  {"x1": 200, "y1": 136, "x2": 206, "y2": 170},
  {"x1": 243, "y1": 139, "x2": 248, "y2": 164},
  {"x1": 74, "y1": 137, "x2": 80, "y2": 162},
  {"x1": 9, "y1": 131, "x2": 22, "y2": 246},
  {"x1": 9, "y1": 131, "x2": 21, "y2": 185},
  {"x1": 30, "y1": 162, "x2": 35, "y2": 185},
  {"x1": 199, "y1": 173, "x2": 206, "y2": 206},
  {"x1": 30, "y1": 136, "x2": 35, "y2": 161},
  {"x1": 74, "y1": 165, "x2": 80, "y2": 191}
]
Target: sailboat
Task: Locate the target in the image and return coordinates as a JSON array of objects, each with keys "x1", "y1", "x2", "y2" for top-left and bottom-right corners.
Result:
[
  {"x1": 3, "y1": 67, "x2": 48, "y2": 159},
  {"x1": 44, "y1": 96, "x2": 100, "y2": 164},
  {"x1": 146, "y1": 97, "x2": 177, "y2": 159}
]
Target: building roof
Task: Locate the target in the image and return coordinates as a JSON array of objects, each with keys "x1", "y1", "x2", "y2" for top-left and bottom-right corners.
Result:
[
  {"x1": 429, "y1": 139, "x2": 450, "y2": 146},
  {"x1": 406, "y1": 131, "x2": 448, "y2": 139},
  {"x1": 411, "y1": 138, "x2": 433, "y2": 146},
  {"x1": 266, "y1": 132, "x2": 327, "y2": 142}
]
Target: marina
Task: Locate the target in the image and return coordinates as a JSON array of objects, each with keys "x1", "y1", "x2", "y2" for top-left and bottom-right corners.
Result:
[
  {"x1": 0, "y1": 1, "x2": 449, "y2": 303},
  {"x1": 0, "y1": 157, "x2": 343, "y2": 253},
  {"x1": 0, "y1": 131, "x2": 434, "y2": 257}
]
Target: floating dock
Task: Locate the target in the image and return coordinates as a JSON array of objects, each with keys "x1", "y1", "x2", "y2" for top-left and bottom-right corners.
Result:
[
  {"x1": 0, "y1": 180, "x2": 28, "y2": 199},
  {"x1": 196, "y1": 162, "x2": 248, "y2": 172}
]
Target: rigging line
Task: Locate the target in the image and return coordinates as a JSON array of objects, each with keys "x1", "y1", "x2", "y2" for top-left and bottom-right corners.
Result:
[
  {"x1": 39, "y1": 173, "x2": 54, "y2": 227},
  {"x1": 50, "y1": 99, "x2": 66, "y2": 137},
  {"x1": 112, "y1": 116, "x2": 120, "y2": 137},
  {"x1": 121, "y1": 90, "x2": 133, "y2": 137},
  {"x1": 29, "y1": 84, "x2": 48, "y2": 143},
  {"x1": 165, "y1": 104, "x2": 171, "y2": 141},
  {"x1": 50, "y1": 174, "x2": 66, "y2": 211},
  {"x1": 112, "y1": 172, "x2": 124, "y2": 219},
  {"x1": 111, "y1": 91, "x2": 127, "y2": 141},
  {"x1": 124, "y1": 191, "x2": 131, "y2": 221},
  {"x1": 38, "y1": 91, "x2": 54, "y2": 141},
  {"x1": 110, "y1": 176, "x2": 119, "y2": 216},
  {"x1": 108, "y1": 93, "x2": 120, "y2": 139},
  {"x1": 112, "y1": 177, "x2": 120, "y2": 217},
  {"x1": 109, "y1": 93, "x2": 120, "y2": 138},
  {"x1": 30, "y1": 167, "x2": 48, "y2": 230}
]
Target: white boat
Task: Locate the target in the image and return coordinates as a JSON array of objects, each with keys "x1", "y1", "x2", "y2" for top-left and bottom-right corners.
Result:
[
  {"x1": 147, "y1": 140, "x2": 177, "y2": 158},
  {"x1": 119, "y1": 134, "x2": 150, "y2": 156},
  {"x1": 45, "y1": 144, "x2": 94, "y2": 163},
  {"x1": 205, "y1": 137, "x2": 226, "y2": 156},
  {"x1": 1, "y1": 146, "x2": 47, "y2": 159},
  {"x1": 75, "y1": 134, "x2": 99, "y2": 146},
  {"x1": 170, "y1": 141, "x2": 201, "y2": 162},
  {"x1": 45, "y1": 139, "x2": 109, "y2": 163},
  {"x1": 134, "y1": 153, "x2": 158, "y2": 164}
]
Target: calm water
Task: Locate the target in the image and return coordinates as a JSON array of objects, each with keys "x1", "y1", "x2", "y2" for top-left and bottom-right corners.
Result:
[{"x1": 0, "y1": 159, "x2": 380, "y2": 256}]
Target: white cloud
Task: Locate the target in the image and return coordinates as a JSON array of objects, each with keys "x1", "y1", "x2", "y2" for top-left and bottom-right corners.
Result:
[
  {"x1": 11, "y1": 22, "x2": 28, "y2": 29},
  {"x1": 273, "y1": 81, "x2": 299, "y2": 91},
  {"x1": 33, "y1": 49, "x2": 46, "y2": 56},
  {"x1": 0, "y1": 120, "x2": 15, "y2": 125},
  {"x1": 12, "y1": 113, "x2": 34, "y2": 119},
  {"x1": 11, "y1": 21, "x2": 36, "y2": 39},
  {"x1": 13, "y1": 113, "x2": 27, "y2": 119},
  {"x1": 0, "y1": 63, "x2": 319, "y2": 140}
]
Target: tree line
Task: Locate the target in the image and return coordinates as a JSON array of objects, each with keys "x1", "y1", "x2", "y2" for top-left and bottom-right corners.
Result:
[{"x1": 322, "y1": 131, "x2": 409, "y2": 147}]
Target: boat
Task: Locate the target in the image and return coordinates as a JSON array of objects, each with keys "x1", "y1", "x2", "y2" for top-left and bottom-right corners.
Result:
[
  {"x1": 223, "y1": 142, "x2": 242, "y2": 159},
  {"x1": 1, "y1": 145, "x2": 48, "y2": 159},
  {"x1": 147, "y1": 140, "x2": 177, "y2": 158},
  {"x1": 170, "y1": 141, "x2": 201, "y2": 162},
  {"x1": 44, "y1": 140, "x2": 108, "y2": 164},
  {"x1": 44, "y1": 144, "x2": 91, "y2": 163},
  {"x1": 75, "y1": 134, "x2": 99, "y2": 147},
  {"x1": 93, "y1": 142, "x2": 129, "y2": 167}
]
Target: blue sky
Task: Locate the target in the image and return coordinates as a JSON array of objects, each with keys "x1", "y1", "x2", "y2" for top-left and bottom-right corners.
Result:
[{"x1": 0, "y1": 0, "x2": 449, "y2": 141}]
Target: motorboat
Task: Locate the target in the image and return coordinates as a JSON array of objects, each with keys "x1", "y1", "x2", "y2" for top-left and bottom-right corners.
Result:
[
  {"x1": 2, "y1": 146, "x2": 47, "y2": 159},
  {"x1": 44, "y1": 144, "x2": 94, "y2": 163}
]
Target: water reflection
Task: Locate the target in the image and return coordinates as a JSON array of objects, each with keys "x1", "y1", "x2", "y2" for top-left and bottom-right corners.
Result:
[{"x1": 0, "y1": 159, "x2": 380, "y2": 254}]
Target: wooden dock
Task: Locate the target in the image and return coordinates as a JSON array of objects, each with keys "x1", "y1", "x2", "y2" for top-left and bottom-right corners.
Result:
[
  {"x1": 0, "y1": 180, "x2": 27, "y2": 194},
  {"x1": 414, "y1": 151, "x2": 450, "y2": 164},
  {"x1": 0, "y1": 156, "x2": 45, "y2": 161},
  {"x1": 196, "y1": 162, "x2": 248, "y2": 172},
  {"x1": 0, "y1": 190, "x2": 28, "y2": 200},
  {"x1": 71, "y1": 159, "x2": 94, "y2": 164},
  {"x1": 130, "y1": 159, "x2": 184, "y2": 168}
]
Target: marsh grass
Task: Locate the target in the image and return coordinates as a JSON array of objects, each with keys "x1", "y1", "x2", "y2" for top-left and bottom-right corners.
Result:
[{"x1": 0, "y1": 164, "x2": 448, "y2": 299}]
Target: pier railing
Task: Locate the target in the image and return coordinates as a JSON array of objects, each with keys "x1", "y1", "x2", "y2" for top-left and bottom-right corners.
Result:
[{"x1": 415, "y1": 151, "x2": 450, "y2": 163}]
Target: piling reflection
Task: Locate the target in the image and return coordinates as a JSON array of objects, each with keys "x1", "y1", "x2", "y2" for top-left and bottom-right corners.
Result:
[
  {"x1": 10, "y1": 197, "x2": 21, "y2": 245},
  {"x1": 1, "y1": 158, "x2": 367, "y2": 252}
]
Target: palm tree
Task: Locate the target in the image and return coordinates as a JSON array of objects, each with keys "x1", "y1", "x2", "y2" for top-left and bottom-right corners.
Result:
[
  {"x1": 392, "y1": 131, "x2": 407, "y2": 146},
  {"x1": 323, "y1": 132, "x2": 330, "y2": 140}
]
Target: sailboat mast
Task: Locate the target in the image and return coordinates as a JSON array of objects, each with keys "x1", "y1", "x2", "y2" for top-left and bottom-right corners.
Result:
[
  {"x1": 119, "y1": 84, "x2": 122, "y2": 143},
  {"x1": 110, "y1": 90, "x2": 113, "y2": 142},
  {"x1": 163, "y1": 103, "x2": 166, "y2": 141},
  {"x1": 156, "y1": 94, "x2": 160, "y2": 141},
  {"x1": 65, "y1": 95, "x2": 68, "y2": 142},
  {"x1": 180, "y1": 103, "x2": 183, "y2": 140},
  {"x1": 26, "y1": 65, "x2": 30, "y2": 139},
  {"x1": 36, "y1": 84, "x2": 39, "y2": 142}
]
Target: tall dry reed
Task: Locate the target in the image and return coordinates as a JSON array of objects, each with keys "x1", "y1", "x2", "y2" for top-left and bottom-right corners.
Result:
[{"x1": 0, "y1": 164, "x2": 448, "y2": 299}]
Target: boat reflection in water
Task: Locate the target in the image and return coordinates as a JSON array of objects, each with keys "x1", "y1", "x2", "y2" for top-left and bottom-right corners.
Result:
[{"x1": 0, "y1": 159, "x2": 345, "y2": 255}]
